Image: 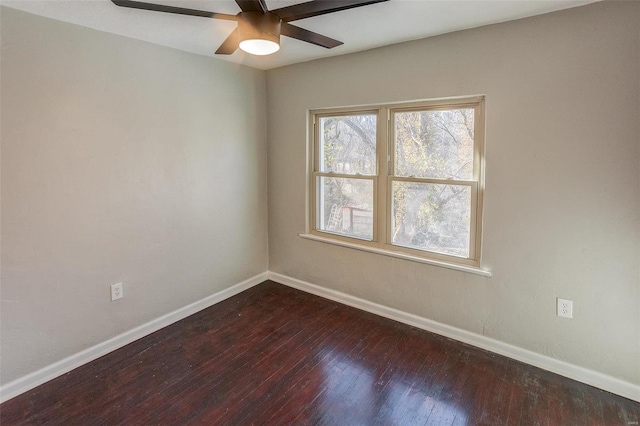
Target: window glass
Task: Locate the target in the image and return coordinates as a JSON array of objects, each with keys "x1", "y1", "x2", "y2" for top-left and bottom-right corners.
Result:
[
  {"x1": 317, "y1": 177, "x2": 374, "y2": 240},
  {"x1": 319, "y1": 114, "x2": 377, "y2": 175},
  {"x1": 391, "y1": 181, "x2": 471, "y2": 258},
  {"x1": 394, "y1": 108, "x2": 474, "y2": 180}
]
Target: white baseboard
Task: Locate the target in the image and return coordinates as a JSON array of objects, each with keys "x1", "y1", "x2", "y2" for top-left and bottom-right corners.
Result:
[
  {"x1": 0, "y1": 272, "x2": 269, "y2": 403},
  {"x1": 268, "y1": 271, "x2": 640, "y2": 403}
]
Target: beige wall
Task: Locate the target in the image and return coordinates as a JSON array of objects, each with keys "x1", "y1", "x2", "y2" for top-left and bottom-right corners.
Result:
[
  {"x1": 266, "y1": 1, "x2": 640, "y2": 385},
  {"x1": 0, "y1": 7, "x2": 268, "y2": 385}
]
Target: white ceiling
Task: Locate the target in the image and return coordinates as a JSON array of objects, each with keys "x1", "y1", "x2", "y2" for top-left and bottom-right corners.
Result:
[{"x1": 1, "y1": 0, "x2": 597, "y2": 70}]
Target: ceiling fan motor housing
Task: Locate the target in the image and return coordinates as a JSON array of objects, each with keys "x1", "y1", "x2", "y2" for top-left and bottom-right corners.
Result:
[{"x1": 238, "y1": 12, "x2": 281, "y2": 45}]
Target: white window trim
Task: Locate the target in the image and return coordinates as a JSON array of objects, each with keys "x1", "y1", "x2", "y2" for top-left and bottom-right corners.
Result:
[
  {"x1": 304, "y1": 96, "x2": 490, "y2": 276},
  {"x1": 299, "y1": 232, "x2": 492, "y2": 277}
]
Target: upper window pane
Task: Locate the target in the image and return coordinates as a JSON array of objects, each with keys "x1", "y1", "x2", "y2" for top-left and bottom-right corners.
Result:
[
  {"x1": 394, "y1": 108, "x2": 474, "y2": 180},
  {"x1": 319, "y1": 114, "x2": 377, "y2": 175}
]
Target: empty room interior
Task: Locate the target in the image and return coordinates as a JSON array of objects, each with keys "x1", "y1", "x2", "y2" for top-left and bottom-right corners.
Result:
[{"x1": 1, "y1": 0, "x2": 639, "y2": 424}]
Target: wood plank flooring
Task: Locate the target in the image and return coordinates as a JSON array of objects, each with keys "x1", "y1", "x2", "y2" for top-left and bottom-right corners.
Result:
[{"x1": 1, "y1": 280, "x2": 639, "y2": 425}]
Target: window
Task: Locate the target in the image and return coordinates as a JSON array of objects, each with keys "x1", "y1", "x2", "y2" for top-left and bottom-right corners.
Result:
[{"x1": 308, "y1": 97, "x2": 485, "y2": 269}]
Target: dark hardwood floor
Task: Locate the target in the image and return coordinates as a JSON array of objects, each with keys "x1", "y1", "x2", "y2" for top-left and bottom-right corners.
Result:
[{"x1": 1, "y1": 280, "x2": 639, "y2": 425}]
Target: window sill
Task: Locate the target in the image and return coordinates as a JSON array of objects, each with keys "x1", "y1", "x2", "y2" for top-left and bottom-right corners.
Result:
[{"x1": 299, "y1": 233, "x2": 492, "y2": 277}]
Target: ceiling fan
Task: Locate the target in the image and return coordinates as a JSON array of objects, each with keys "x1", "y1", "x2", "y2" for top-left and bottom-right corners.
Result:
[{"x1": 111, "y1": 0, "x2": 389, "y2": 56}]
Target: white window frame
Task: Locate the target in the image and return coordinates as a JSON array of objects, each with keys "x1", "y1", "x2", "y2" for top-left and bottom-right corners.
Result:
[{"x1": 305, "y1": 96, "x2": 487, "y2": 275}]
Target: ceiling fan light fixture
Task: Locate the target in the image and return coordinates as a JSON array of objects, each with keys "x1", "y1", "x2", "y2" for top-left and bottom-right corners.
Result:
[
  {"x1": 238, "y1": 12, "x2": 281, "y2": 56},
  {"x1": 239, "y1": 38, "x2": 280, "y2": 55}
]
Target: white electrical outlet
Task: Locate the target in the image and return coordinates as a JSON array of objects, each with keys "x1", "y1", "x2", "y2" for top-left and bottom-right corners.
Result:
[
  {"x1": 557, "y1": 298, "x2": 573, "y2": 318},
  {"x1": 111, "y1": 282, "x2": 124, "y2": 301}
]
